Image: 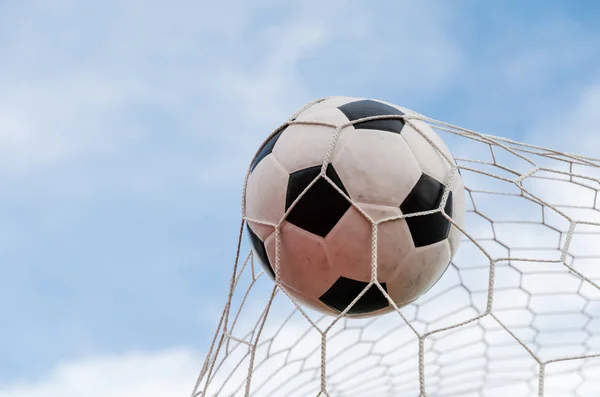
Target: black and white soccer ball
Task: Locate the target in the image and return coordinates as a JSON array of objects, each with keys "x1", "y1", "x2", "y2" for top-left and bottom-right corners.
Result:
[{"x1": 244, "y1": 96, "x2": 466, "y2": 318}]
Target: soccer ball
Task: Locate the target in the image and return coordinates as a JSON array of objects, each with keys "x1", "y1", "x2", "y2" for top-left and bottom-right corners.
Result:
[{"x1": 244, "y1": 96, "x2": 466, "y2": 318}]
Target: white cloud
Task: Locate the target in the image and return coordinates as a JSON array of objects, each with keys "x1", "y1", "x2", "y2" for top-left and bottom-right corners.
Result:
[
  {"x1": 0, "y1": 348, "x2": 200, "y2": 397},
  {"x1": 527, "y1": 81, "x2": 600, "y2": 158},
  {"x1": 0, "y1": 0, "x2": 464, "y2": 196},
  {"x1": 0, "y1": 75, "x2": 146, "y2": 172}
]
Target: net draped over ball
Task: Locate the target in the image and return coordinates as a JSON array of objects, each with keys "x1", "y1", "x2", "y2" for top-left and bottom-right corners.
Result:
[{"x1": 244, "y1": 96, "x2": 466, "y2": 318}]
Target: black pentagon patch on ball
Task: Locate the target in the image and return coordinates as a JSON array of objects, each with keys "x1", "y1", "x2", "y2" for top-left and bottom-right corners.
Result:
[
  {"x1": 400, "y1": 173, "x2": 453, "y2": 248},
  {"x1": 286, "y1": 164, "x2": 350, "y2": 238},
  {"x1": 319, "y1": 276, "x2": 389, "y2": 315},
  {"x1": 245, "y1": 224, "x2": 275, "y2": 280},
  {"x1": 250, "y1": 126, "x2": 287, "y2": 172},
  {"x1": 338, "y1": 99, "x2": 405, "y2": 134}
]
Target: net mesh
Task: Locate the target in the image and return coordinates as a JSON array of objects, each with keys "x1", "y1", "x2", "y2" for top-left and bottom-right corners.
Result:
[{"x1": 193, "y1": 98, "x2": 600, "y2": 397}]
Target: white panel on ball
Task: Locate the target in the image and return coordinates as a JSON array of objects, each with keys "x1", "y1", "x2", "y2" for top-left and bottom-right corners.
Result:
[
  {"x1": 245, "y1": 153, "x2": 288, "y2": 239},
  {"x1": 324, "y1": 205, "x2": 413, "y2": 283},
  {"x1": 402, "y1": 123, "x2": 454, "y2": 187},
  {"x1": 272, "y1": 109, "x2": 344, "y2": 174},
  {"x1": 409, "y1": 119, "x2": 457, "y2": 169},
  {"x1": 264, "y1": 222, "x2": 338, "y2": 313},
  {"x1": 387, "y1": 239, "x2": 452, "y2": 307},
  {"x1": 332, "y1": 129, "x2": 422, "y2": 207}
]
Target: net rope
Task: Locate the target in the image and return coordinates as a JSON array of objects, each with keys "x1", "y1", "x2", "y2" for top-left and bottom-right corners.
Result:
[{"x1": 193, "y1": 98, "x2": 600, "y2": 397}]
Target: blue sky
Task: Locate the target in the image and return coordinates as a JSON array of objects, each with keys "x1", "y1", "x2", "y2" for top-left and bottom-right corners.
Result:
[{"x1": 1, "y1": 0, "x2": 600, "y2": 395}]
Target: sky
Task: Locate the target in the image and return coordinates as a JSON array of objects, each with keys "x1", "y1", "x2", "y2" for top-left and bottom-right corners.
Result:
[{"x1": 1, "y1": 0, "x2": 600, "y2": 396}]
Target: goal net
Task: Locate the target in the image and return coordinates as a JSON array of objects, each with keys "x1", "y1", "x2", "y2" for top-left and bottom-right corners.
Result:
[{"x1": 193, "y1": 102, "x2": 600, "y2": 397}]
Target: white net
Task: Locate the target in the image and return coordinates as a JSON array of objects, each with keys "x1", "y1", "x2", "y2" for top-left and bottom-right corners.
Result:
[{"x1": 193, "y1": 100, "x2": 600, "y2": 397}]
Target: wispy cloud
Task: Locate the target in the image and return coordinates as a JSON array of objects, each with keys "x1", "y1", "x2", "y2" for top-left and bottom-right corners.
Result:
[
  {"x1": 527, "y1": 81, "x2": 600, "y2": 157},
  {"x1": 0, "y1": 0, "x2": 466, "y2": 195},
  {"x1": 0, "y1": 349, "x2": 200, "y2": 397}
]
